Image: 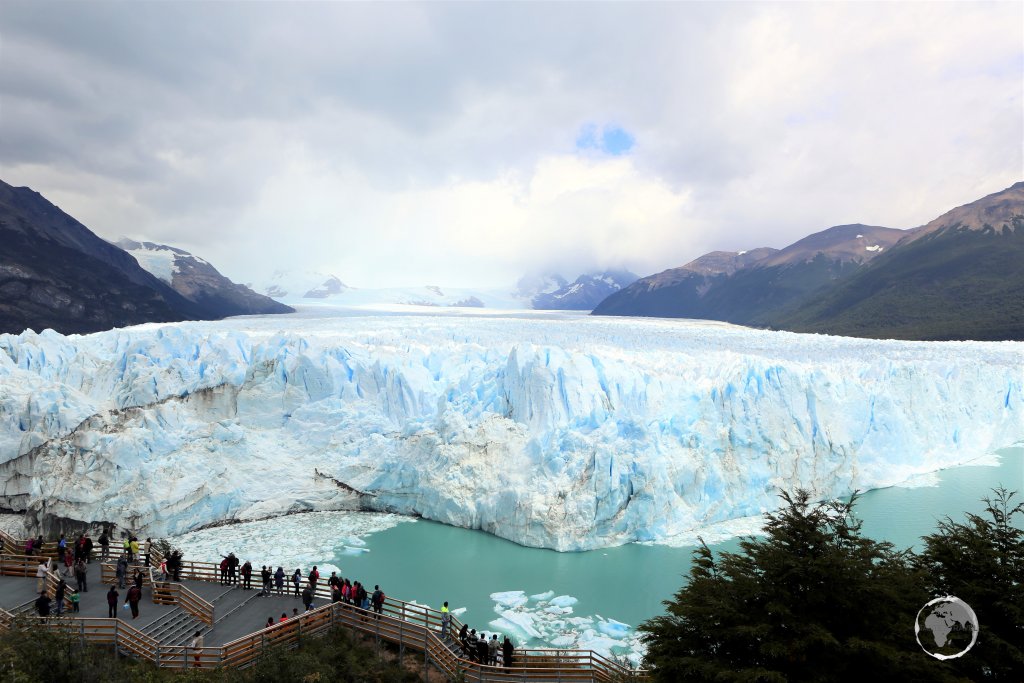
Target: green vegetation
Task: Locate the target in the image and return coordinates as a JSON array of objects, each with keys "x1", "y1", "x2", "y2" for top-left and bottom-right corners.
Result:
[
  {"x1": 774, "y1": 221, "x2": 1024, "y2": 341},
  {"x1": 0, "y1": 623, "x2": 422, "y2": 683},
  {"x1": 640, "y1": 489, "x2": 1024, "y2": 682}
]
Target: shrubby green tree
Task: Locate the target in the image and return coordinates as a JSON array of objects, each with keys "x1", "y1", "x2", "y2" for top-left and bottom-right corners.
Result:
[
  {"x1": 918, "y1": 487, "x2": 1024, "y2": 680},
  {"x1": 639, "y1": 490, "x2": 969, "y2": 682}
]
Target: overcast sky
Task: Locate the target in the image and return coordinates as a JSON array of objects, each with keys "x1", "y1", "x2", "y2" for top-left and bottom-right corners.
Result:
[{"x1": 1, "y1": 2, "x2": 1021, "y2": 289}]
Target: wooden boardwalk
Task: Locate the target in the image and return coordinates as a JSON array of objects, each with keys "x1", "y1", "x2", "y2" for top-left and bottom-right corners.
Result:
[{"x1": 0, "y1": 530, "x2": 646, "y2": 681}]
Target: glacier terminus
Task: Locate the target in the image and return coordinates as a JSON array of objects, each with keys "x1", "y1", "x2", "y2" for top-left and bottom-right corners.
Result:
[{"x1": 0, "y1": 309, "x2": 1020, "y2": 551}]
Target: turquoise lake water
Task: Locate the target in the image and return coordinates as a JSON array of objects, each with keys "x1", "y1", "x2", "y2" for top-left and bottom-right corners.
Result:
[{"x1": 325, "y1": 447, "x2": 1023, "y2": 636}]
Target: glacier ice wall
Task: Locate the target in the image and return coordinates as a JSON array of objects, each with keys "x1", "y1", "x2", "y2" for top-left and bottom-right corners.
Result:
[{"x1": 0, "y1": 313, "x2": 1021, "y2": 550}]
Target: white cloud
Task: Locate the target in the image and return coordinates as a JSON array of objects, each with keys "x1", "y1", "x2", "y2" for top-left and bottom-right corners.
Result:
[{"x1": 0, "y1": 1, "x2": 1020, "y2": 286}]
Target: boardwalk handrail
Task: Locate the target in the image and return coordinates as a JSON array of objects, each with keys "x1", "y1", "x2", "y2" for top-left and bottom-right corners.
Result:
[{"x1": 0, "y1": 529, "x2": 646, "y2": 680}]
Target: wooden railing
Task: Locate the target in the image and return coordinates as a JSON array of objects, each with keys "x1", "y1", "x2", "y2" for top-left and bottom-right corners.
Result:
[{"x1": 0, "y1": 531, "x2": 645, "y2": 680}]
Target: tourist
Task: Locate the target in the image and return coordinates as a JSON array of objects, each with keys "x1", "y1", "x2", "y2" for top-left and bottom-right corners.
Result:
[
  {"x1": 279, "y1": 612, "x2": 288, "y2": 623},
  {"x1": 116, "y1": 554, "x2": 129, "y2": 588},
  {"x1": 274, "y1": 566, "x2": 285, "y2": 595},
  {"x1": 126, "y1": 583, "x2": 142, "y2": 619},
  {"x1": 240, "y1": 560, "x2": 252, "y2": 590},
  {"x1": 440, "y1": 601, "x2": 451, "y2": 639},
  {"x1": 33, "y1": 536, "x2": 43, "y2": 557},
  {"x1": 467, "y1": 629, "x2": 479, "y2": 662},
  {"x1": 291, "y1": 568, "x2": 302, "y2": 596},
  {"x1": 35, "y1": 557, "x2": 50, "y2": 594},
  {"x1": 502, "y1": 636, "x2": 514, "y2": 670},
  {"x1": 308, "y1": 565, "x2": 319, "y2": 590},
  {"x1": 70, "y1": 589, "x2": 80, "y2": 613},
  {"x1": 458, "y1": 624, "x2": 469, "y2": 652},
  {"x1": 106, "y1": 586, "x2": 119, "y2": 618},
  {"x1": 23, "y1": 537, "x2": 33, "y2": 556},
  {"x1": 75, "y1": 557, "x2": 88, "y2": 592},
  {"x1": 219, "y1": 556, "x2": 229, "y2": 585},
  {"x1": 128, "y1": 537, "x2": 138, "y2": 564},
  {"x1": 331, "y1": 583, "x2": 341, "y2": 603},
  {"x1": 371, "y1": 584, "x2": 385, "y2": 616},
  {"x1": 265, "y1": 616, "x2": 274, "y2": 629},
  {"x1": 190, "y1": 630, "x2": 204, "y2": 668},
  {"x1": 55, "y1": 577, "x2": 67, "y2": 616},
  {"x1": 301, "y1": 585, "x2": 314, "y2": 612},
  {"x1": 489, "y1": 634, "x2": 499, "y2": 665},
  {"x1": 123, "y1": 537, "x2": 132, "y2": 563},
  {"x1": 98, "y1": 531, "x2": 109, "y2": 559},
  {"x1": 63, "y1": 548, "x2": 74, "y2": 577},
  {"x1": 227, "y1": 553, "x2": 238, "y2": 584},
  {"x1": 57, "y1": 533, "x2": 67, "y2": 556},
  {"x1": 170, "y1": 551, "x2": 183, "y2": 581},
  {"x1": 83, "y1": 535, "x2": 94, "y2": 563},
  {"x1": 35, "y1": 592, "x2": 51, "y2": 621},
  {"x1": 357, "y1": 581, "x2": 369, "y2": 610},
  {"x1": 476, "y1": 632, "x2": 489, "y2": 665},
  {"x1": 292, "y1": 608, "x2": 299, "y2": 619},
  {"x1": 134, "y1": 568, "x2": 145, "y2": 590},
  {"x1": 259, "y1": 566, "x2": 271, "y2": 596},
  {"x1": 143, "y1": 538, "x2": 152, "y2": 567},
  {"x1": 159, "y1": 557, "x2": 169, "y2": 581}
]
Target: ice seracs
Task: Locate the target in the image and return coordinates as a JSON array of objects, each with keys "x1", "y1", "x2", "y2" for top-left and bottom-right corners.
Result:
[{"x1": 0, "y1": 311, "x2": 1020, "y2": 551}]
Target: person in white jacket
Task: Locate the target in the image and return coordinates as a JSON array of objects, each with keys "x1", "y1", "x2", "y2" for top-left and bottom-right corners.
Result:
[{"x1": 35, "y1": 558, "x2": 50, "y2": 594}]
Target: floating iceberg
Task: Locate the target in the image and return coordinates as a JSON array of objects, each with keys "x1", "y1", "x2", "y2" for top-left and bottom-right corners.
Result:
[{"x1": 0, "y1": 312, "x2": 1020, "y2": 550}]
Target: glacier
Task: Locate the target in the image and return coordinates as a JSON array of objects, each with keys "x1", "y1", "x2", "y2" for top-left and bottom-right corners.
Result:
[{"x1": 0, "y1": 308, "x2": 1021, "y2": 551}]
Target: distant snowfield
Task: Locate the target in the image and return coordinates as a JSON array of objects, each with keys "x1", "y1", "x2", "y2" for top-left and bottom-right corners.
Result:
[{"x1": 0, "y1": 306, "x2": 1020, "y2": 551}]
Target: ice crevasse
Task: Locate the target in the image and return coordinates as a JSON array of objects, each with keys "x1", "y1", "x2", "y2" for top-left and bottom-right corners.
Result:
[{"x1": 0, "y1": 314, "x2": 1020, "y2": 551}]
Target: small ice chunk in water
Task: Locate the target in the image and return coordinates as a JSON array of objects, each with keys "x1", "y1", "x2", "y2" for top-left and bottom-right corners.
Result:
[
  {"x1": 549, "y1": 595, "x2": 578, "y2": 608},
  {"x1": 530, "y1": 590, "x2": 555, "y2": 601},
  {"x1": 490, "y1": 590, "x2": 529, "y2": 608}
]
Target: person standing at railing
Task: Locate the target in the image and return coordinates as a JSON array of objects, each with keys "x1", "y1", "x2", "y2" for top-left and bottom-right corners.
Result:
[
  {"x1": 57, "y1": 533, "x2": 67, "y2": 557},
  {"x1": 106, "y1": 586, "x2": 119, "y2": 618},
  {"x1": 143, "y1": 538, "x2": 152, "y2": 567},
  {"x1": 122, "y1": 537, "x2": 132, "y2": 563},
  {"x1": 240, "y1": 560, "x2": 252, "y2": 590},
  {"x1": 35, "y1": 557, "x2": 50, "y2": 593},
  {"x1": 74, "y1": 557, "x2": 87, "y2": 592},
  {"x1": 259, "y1": 566, "x2": 272, "y2": 596},
  {"x1": 159, "y1": 557, "x2": 169, "y2": 581},
  {"x1": 84, "y1": 535, "x2": 94, "y2": 563},
  {"x1": 55, "y1": 577, "x2": 67, "y2": 617},
  {"x1": 502, "y1": 636, "x2": 514, "y2": 671},
  {"x1": 371, "y1": 585, "x2": 385, "y2": 617},
  {"x1": 128, "y1": 537, "x2": 138, "y2": 565},
  {"x1": 24, "y1": 538, "x2": 33, "y2": 556},
  {"x1": 189, "y1": 630, "x2": 203, "y2": 668},
  {"x1": 440, "y1": 601, "x2": 451, "y2": 640},
  {"x1": 308, "y1": 566, "x2": 320, "y2": 591},
  {"x1": 488, "y1": 634, "x2": 499, "y2": 665},
  {"x1": 274, "y1": 567, "x2": 285, "y2": 596},
  {"x1": 291, "y1": 568, "x2": 302, "y2": 597},
  {"x1": 98, "y1": 531, "x2": 109, "y2": 560},
  {"x1": 219, "y1": 556, "x2": 230, "y2": 585}
]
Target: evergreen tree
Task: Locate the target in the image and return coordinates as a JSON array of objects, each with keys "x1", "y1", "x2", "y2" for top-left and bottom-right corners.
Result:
[
  {"x1": 918, "y1": 487, "x2": 1024, "y2": 680},
  {"x1": 639, "y1": 491, "x2": 967, "y2": 682}
]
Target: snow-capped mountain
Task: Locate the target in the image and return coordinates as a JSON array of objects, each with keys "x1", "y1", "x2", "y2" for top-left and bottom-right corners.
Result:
[
  {"x1": 0, "y1": 180, "x2": 212, "y2": 335},
  {"x1": 1, "y1": 312, "x2": 1018, "y2": 550},
  {"x1": 531, "y1": 270, "x2": 639, "y2": 310},
  {"x1": 257, "y1": 270, "x2": 528, "y2": 309},
  {"x1": 116, "y1": 240, "x2": 292, "y2": 318}
]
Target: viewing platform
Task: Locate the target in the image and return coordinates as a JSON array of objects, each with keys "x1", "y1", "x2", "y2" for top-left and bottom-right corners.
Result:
[{"x1": 0, "y1": 531, "x2": 645, "y2": 681}]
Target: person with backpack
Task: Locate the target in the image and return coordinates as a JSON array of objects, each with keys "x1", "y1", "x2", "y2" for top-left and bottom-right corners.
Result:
[
  {"x1": 274, "y1": 566, "x2": 285, "y2": 595},
  {"x1": 488, "y1": 634, "x2": 499, "y2": 665},
  {"x1": 259, "y1": 566, "x2": 271, "y2": 596},
  {"x1": 190, "y1": 630, "x2": 204, "y2": 668},
  {"x1": 356, "y1": 582, "x2": 368, "y2": 610},
  {"x1": 83, "y1": 535, "x2": 94, "y2": 563},
  {"x1": 308, "y1": 566, "x2": 319, "y2": 591},
  {"x1": 301, "y1": 585, "x2": 314, "y2": 612},
  {"x1": 219, "y1": 557, "x2": 229, "y2": 585},
  {"x1": 123, "y1": 537, "x2": 132, "y2": 563},
  {"x1": 371, "y1": 585, "x2": 385, "y2": 616},
  {"x1": 240, "y1": 561, "x2": 252, "y2": 589},
  {"x1": 291, "y1": 568, "x2": 302, "y2": 597}
]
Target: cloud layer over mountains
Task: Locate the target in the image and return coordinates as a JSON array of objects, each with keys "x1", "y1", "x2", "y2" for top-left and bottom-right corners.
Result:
[{"x1": 1, "y1": 2, "x2": 1020, "y2": 287}]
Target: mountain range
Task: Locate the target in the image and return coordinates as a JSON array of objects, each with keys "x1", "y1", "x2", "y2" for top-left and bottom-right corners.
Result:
[
  {"x1": 594, "y1": 182, "x2": 1024, "y2": 341},
  {"x1": 0, "y1": 180, "x2": 290, "y2": 335}
]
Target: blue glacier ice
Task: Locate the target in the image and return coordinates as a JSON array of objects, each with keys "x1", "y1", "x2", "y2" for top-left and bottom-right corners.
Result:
[{"x1": 0, "y1": 310, "x2": 1020, "y2": 550}]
